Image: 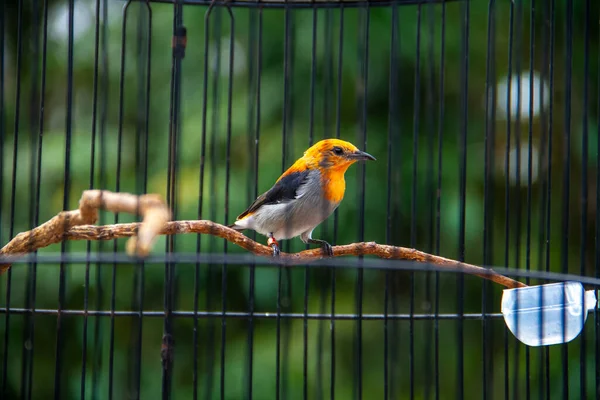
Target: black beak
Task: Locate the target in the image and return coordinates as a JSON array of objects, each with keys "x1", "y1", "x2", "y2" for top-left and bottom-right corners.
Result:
[{"x1": 349, "y1": 150, "x2": 376, "y2": 161}]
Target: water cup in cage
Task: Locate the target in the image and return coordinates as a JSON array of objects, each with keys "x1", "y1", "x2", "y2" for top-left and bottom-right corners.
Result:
[{"x1": 501, "y1": 282, "x2": 597, "y2": 346}]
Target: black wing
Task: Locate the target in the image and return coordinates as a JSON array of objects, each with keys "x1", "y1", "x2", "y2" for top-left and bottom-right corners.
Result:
[{"x1": 236, "y1": 170, "x2": 310, "y2": 220}]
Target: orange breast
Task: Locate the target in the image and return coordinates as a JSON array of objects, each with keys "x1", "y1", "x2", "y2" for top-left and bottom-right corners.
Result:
[{"x1": 322, "y1": 170, "x2": 346, "y2": 204}]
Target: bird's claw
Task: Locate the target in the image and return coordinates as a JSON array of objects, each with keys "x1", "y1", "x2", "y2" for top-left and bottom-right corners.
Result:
[
  {"x1": 271, "y1": 244, "x2": 280, "y2": 256},
  {"x1": 268, "y1": 237, "x2": 280, "y2": 257},
  {"x1": 321, "y1": 242, "x2": 333, "y2": 257}
]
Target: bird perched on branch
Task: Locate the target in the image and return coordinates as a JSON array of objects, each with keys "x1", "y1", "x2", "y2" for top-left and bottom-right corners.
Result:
[{"x1": 229, "y1": 139, "x2": 376, "y2": 256}]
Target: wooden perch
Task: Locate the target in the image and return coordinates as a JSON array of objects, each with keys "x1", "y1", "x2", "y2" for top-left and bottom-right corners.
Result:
[
  {"x1": 0, "y1": 190, "x2": 526, "y2": 289},
  {"x1": 0, "y1": 190, "x2": 170, "y2": 272}
]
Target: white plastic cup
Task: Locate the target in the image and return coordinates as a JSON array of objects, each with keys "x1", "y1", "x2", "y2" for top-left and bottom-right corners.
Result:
[{"x1": 501, "y1": 282, "x2": 597, "y2": 346}]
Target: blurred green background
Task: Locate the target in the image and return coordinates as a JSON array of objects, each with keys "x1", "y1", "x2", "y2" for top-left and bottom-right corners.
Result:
[{"x1": 1, "y1": 0, "x2": 600, "y2": 398}]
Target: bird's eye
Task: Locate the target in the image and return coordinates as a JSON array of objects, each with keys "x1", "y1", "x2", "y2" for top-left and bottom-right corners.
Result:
[{"x1": 332, "y1": 146, "x2": 344, "y2": 156}]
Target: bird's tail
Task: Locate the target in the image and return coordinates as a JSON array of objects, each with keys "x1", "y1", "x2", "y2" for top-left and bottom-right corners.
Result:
[{"x1": 227, "y1": 222, "x2": 244, "y2": 231}]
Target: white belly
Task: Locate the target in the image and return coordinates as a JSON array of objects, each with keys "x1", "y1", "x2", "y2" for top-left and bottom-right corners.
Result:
[{"x1": 235, "y1": 198, "x2": 339, "y2": 240}]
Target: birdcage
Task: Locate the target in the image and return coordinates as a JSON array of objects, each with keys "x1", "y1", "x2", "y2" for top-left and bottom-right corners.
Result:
[{"x1": 1, "y1": 0, "x2": 599, "y2": 398}]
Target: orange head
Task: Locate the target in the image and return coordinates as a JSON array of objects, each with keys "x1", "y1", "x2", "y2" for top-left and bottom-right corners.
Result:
[
  {"x1": 301, "y1": 139, "x2": 376, "y2": 173},
  {"x1": 280, "y1": 139, "x2": 375, "y2": 204}
]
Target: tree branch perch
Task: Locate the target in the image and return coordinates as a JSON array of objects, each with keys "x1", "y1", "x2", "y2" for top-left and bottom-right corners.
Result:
[{"x1": 0, "y1": 190, "x2": 526, "y2": 288}]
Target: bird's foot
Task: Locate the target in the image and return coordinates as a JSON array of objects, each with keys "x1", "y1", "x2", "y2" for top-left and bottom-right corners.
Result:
[
  {"x1": 267, "y1": 236, "x2": 280, "y2": 257},
  {"x1": 307, "y1": 238, "x2": 334, "y2": 257},
  {"x1": 321, "y1": 242, "x2": 334, "y2": 257}
]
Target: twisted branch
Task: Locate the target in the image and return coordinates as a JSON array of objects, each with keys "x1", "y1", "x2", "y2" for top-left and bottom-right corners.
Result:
[
  {"x1": 0, "y1": 190, "x2": 170, "y2": 272},
  {"x1": 0, "y1": 190, "x2": 526, "y2": 288}
]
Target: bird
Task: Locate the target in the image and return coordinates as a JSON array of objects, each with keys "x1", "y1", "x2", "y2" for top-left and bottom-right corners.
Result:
[{"x1": 228, "y1": 138, "x2": 376, "y2": 256}]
